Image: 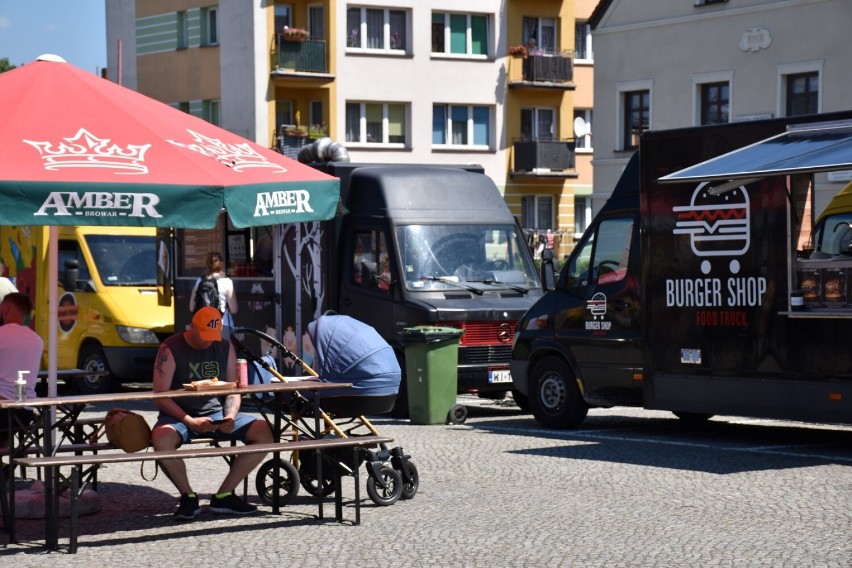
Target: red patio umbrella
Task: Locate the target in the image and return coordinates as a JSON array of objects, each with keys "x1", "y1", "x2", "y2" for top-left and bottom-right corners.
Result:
[{"x1": 0, "y1": 55, "x2": 340, "y2": 396}]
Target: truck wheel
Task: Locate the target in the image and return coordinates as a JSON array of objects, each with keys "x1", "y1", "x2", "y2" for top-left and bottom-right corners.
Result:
[
  {"x1": 528, "y1": 357, "x2": 588, "y2": 429},
  {"x1": 76, "y1": 343, "x2": 117, "y2": 395}
]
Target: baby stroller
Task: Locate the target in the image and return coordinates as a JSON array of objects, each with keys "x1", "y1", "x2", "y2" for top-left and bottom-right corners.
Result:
[{"x1": 231, "y1": 315, "x2": 419, "y2": 507}]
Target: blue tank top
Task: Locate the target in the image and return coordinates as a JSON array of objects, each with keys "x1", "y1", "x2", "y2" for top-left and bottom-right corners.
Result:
[{"x1": 163, "y1": 333, "x2": 230, "y2": 416}]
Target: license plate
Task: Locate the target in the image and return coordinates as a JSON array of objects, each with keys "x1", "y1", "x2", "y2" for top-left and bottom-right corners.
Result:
[{"x1": 488, "y1": 369, "x2": 512, "y2": 384}]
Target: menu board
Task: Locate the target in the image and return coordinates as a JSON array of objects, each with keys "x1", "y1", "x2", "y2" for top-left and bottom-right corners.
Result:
[{"x1": 181, "y1": 215, "x2": 225, "y2": 274}]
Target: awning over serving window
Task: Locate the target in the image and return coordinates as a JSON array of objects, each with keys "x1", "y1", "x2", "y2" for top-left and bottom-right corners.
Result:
[{"x1": 659, "y1": 121, "x2": 852, "y2": 185}]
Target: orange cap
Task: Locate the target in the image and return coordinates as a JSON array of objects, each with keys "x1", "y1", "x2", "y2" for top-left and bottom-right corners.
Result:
[{"x1": 191, "y1": 307, "x2": 223, "y2": 341}]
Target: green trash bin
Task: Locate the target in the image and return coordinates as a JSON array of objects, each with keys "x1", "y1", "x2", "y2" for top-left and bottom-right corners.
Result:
[{"x1": 401, "y1": 326, "x2": 464, "y2": 425}]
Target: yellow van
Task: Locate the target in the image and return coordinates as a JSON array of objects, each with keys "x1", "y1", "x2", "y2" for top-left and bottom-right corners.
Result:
[{"x1": 0, "y1": 226, "x2": 174, "y2": 393}]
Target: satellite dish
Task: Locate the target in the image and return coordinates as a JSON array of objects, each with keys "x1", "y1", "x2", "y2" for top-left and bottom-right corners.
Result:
[{"x1": 573, "y1": 116, "x2": 590, "y2": 138}]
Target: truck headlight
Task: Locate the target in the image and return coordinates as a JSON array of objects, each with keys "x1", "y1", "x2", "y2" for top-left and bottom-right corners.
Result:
[{"x1": 117, "y1": 326, "x2": 159, "y2": 344}]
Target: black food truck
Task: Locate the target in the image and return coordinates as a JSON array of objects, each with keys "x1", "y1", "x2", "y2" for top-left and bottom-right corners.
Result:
[
  {"x1": 171, "y1": 163, "x2": 542, "y2": 414},
  {"x1": 511, "y1": 111, "x2": 852, "y2": 428}
]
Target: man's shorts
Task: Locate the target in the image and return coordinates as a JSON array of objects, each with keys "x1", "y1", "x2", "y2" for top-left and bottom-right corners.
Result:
[{"x1": 154, "y1": 411, "x2": 259, "y2": 446}]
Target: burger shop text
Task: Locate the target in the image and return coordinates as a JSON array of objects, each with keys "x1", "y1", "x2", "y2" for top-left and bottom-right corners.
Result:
[{"x1": 665, "y1": 276, "x2": 767, "y2": 308}]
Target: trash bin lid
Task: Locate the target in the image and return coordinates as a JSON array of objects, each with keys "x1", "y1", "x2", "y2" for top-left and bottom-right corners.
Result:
[{"x1": 401, "y1": 326, "x2": 464, "y2": 343}]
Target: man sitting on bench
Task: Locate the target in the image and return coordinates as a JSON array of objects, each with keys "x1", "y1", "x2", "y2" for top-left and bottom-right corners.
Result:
[{"x1": 151, "y1": 306, "x2": 273, "y2": 520}]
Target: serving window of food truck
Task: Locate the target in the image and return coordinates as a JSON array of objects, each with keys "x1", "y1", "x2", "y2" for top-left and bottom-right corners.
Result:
[
  {"x1": 659, "y1": 119, "x2": 852, "y2": 318},
  {"x1": 171, "y1": 213, "x2": 276, "y2": 332}
]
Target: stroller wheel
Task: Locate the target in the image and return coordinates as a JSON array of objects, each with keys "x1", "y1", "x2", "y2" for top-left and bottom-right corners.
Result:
[
  {"x1": 255, "y1": 458, "x2": 300, "y2": 506},
  {"x1": 448, "y1": 404, "x2": 468, "y2": 425},
  {"x1": 400, "y1": 461, "x2": 419, "y2": 500},
  {"x1": 366, "y1": 466, "x2": 403, "y2": 506},
  {"x1": 298, "y1": 456, "x2": 336, "y2": 497}
]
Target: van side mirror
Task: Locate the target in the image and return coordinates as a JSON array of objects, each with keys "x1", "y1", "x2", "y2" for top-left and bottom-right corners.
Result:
[
  {"x1": 540, "y1": 249, "x2": 556, "y2": 292},
  {"x1": 63, "y1": 259, "x2": 80, "y2": 291}
]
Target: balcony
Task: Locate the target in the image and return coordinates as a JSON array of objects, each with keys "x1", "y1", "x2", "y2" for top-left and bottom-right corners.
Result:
[
  {"x1": 507, "y1": 51, "x2": 574, "y2": 89},
  {"x1": 275, "y1": 38, "x2": 330, "y2": 75},
  {"x1": 512, "y1": 139, "x2": 576, "y2": 177}
]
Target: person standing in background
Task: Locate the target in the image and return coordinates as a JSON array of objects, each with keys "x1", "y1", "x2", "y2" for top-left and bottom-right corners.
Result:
[{"x1": 188, "y1": 252, "x2": 238, "y2": 339}]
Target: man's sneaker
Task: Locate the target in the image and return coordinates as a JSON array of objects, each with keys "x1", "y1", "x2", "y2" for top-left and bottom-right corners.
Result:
[
  {"x1": 209, "y1": 492, "x2": 258, "y2": 515},
  {"x1": 174, "y1": 493, "x2": 200, "y2": 521}
]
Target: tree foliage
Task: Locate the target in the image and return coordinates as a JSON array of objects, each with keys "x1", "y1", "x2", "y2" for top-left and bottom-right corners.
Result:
[{"x1": 0, "y1": 58, "x2": 17, "y2": 74}]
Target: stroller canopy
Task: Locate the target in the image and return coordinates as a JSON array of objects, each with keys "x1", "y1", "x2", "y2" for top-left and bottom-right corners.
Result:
[{"x1": 308, "y1": 315, "x2": 401, "y2": 397}]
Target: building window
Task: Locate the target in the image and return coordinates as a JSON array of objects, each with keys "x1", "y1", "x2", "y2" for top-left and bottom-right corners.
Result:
[
  {"x1": 786, "y1": 72, "x2": 819, "y2": 116},
  {"x1": 274, "y1": 4, "x2": 292, "y2": 30},
  {"x1": 574, "y1": 109, "x2": 592, "y2": 152},
  {"x1": 431, "y1": 12, "x2": 489, "y2": 57},
  {"x1": 177, "y1": 11, "x2": 189, "y2": 49},
  {"x1": 574, "y1": 196, "x2": 591, "y2": 237},
  {"x1": 522, "y1": 16, "x2": 556, "y2": 54},
  {"x1": 201, "y1": 7, "x2": 218, "y2": 45},
  {"x1": 347, "y1": 6, "x2": 407, "y2": 52},
  {"x1": 700, "y1": 82, "x2": 729, "y2": 125},
  {"x1": 346, "y1": 102, "x2": 407, "y2": 145},
  {"x1": 432, "y1": 105, "x2": 490, "y2": 147},
  {"x1": 309, "y1": 4, "x2": 325, "y2": 41},
  {"x1": 574, "y1": 21, "x2": 592, "y2": 62},
  {"x1": 522, "y1": 195, "x2": 553, "y2": 230},
  {"x1": 276, "y1": 100, "x2": 294, "y2": 131},
  {"x1": 623, "y1": 90, "x2": 649, "y2": 150},
  {"x1": 521, "y1": 108, "x2": 555, "y2": 141},
  {"x1": 309, "y1": 100, "x2": 324, "y2": 129},
  {"x1": 203, "y1": 100, "x2": 220, "y2": 126}
]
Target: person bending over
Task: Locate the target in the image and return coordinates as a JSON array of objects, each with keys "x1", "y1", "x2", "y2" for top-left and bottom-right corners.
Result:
[{"x1": 151, "y1": 306, "x2": 272, "y2": 520}]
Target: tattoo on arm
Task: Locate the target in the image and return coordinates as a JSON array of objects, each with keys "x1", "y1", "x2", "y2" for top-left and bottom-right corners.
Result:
[{"x1": 223, "y1": 395, "x2": 239, "y2": 417}]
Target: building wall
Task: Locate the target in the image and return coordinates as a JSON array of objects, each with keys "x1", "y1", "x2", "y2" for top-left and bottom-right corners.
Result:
[
  {"x1": 332, "y1": 0, "x2": 508, "y2": 185},
  {"x1": 592, "y1": 0, "x2": 852, "y2": 217}
]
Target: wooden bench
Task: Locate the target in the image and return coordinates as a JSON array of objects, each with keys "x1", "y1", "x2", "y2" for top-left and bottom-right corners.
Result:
[{"x1": 14, "y1": 434, "x2": 394, "y2": 553}]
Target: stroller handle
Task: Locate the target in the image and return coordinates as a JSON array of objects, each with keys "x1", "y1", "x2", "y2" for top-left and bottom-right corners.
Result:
[{"x1": 231, "y1": 327, "x2": 319, "y2": 379}]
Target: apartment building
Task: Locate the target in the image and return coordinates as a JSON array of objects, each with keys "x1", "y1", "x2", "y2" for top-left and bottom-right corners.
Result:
[
  {"x1": 590, "y1": 0, "x2": 852, "y2": 217},
  {"x1": 105, "y1": 0, "x2": 592, "y2": 255}
]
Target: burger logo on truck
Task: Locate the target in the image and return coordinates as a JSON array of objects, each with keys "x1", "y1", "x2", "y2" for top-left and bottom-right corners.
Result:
[{"x1": 667, "y1": 183, "x2": 767, "y2": 327}]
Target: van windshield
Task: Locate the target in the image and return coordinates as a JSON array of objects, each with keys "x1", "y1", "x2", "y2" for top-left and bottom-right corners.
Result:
[
  {"x1": 395, "y1": 224, "x2": 540, "y2": 291},
  {"x1": 86, "y1": 235, "x2": 157, "y2": 286},
  {"x1": 813, "y1": 213, "x2": 852, "y2": 256}
]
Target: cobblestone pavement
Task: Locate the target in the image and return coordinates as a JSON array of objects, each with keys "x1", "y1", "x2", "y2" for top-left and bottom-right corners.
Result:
[{"x1": 2, "y1": 395, "x2": 851, "y2": 567}]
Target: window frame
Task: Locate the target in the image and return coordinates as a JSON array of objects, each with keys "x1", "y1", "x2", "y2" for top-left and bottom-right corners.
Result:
[
  {"x1": 520, "y1": 107, "x2": 556, "y2": 141},
  {"x1": 430, "y1": 11, "x2": 490, "y2": 59},
  {"x1": 777, "y1": 61, "x2": 823, "y2": 118},
  {"x1": 346, "y1": 6, "x2": 408, "y2": 54},
  {"x1": 522, "y1": 16, "x2": 557, "y2": 54},
  {"x1": 345, "y1": 101, "x2": 409, "y2": 147},
  {"x1": 308, "y1": 4, "x2": 325, "y2": 41},
  {"x1": 176, "y1": 11, "x2": 189, "y2": 49},
  {"x1": 785, "y1": 71, "x2": 820, "y2": 117},
  {"x1": 574, "y1": 20, "x2": 593, "y2": 63},
  {"x1": 521, "y1": 195, "x2": 554, "y2": 231},
  {"x1": 201, "y1": 7, "x2": 218, "y2": 45},
  {"x1": 573, "y1": 109, "x2": 593, "y2": 153},
  {"x1": 617, "y1": 81, "x2": 652, "y2": 152},
  {"x1": 699, "y1": 82, "x2": 730, "y2": 125},
  {"x1": 432, "y1": 104, "x2": 492, "y2": 150}
]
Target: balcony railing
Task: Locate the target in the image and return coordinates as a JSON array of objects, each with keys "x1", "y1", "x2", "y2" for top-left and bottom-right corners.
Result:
[
  {"x1": 277, "y1": 38, "x2": 328, "y2": 74},
  {"x1": 508, "y1": 50, "x2": 573, "y2": 86},
  {"x1": 513, "y1": 139, "x2": 576, "y2": 173}
]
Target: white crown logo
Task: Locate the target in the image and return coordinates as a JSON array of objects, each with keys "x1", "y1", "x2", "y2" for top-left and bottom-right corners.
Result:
[
  {"x1": 23, "y1": 128, "x2": 151, "y2": 174},
  {"x1": 167, "y1": 129, "x2": 287, "y2": 174}
]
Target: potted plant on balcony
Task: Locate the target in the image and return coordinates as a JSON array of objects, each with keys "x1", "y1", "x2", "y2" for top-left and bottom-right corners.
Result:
[
  {"x1": 508, "y1": 45, "x2": 528, "y2": 58},
  {"x1": 284, "y1": 125, "x2": 308, "y2": 138},
  {"x1": 282, "y1": 26, "x2": 309, "y2": 42},
  {"x1": 307, "y1": 123, "x2": 329, "y2": 140}
]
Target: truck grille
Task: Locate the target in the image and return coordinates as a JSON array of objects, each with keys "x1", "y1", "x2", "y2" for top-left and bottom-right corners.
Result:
[
  {"x1": 444, "y1": 321, "x2": 517, "y2": 347},
  {"x1": 460, "y1": 345, "x2": 513, "y2": 366}
]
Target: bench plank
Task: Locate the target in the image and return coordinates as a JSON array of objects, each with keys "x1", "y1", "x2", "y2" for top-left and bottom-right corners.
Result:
[{"x1": 15, "y1": 435, "x2": 393, "y2": 468}]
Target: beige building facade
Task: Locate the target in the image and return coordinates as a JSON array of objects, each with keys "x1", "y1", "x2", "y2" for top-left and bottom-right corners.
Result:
[
  {"x1": 106, "y1": 0, "x2": 593, "y2": 255},
  {"x1": 590, "y1": 0, "x2": 852, "y2": 218}
]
